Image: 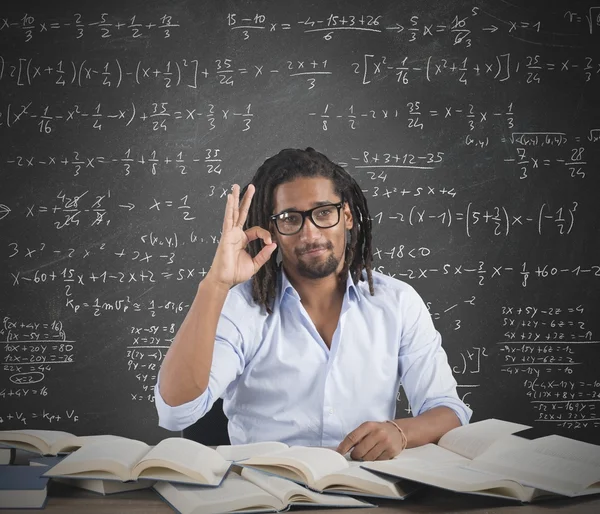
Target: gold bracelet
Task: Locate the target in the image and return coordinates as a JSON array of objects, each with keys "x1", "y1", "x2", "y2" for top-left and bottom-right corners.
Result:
[{"x1": 385, "y1": 420, "x2": 408, "y2": 451}]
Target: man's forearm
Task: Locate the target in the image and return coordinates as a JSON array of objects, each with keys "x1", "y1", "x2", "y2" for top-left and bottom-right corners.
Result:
[
  {"x1": 394, "y1": 406, "x2": 462, "y2": 448},
  {"x1": 158, "y1": 275, "x2": 230, "y2": 406}
]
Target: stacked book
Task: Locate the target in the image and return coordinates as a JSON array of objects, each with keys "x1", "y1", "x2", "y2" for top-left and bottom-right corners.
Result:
[
  {"x1": 0, "y1": 429, "x2": 416, "y2": 512},
  {"x1": 1, "y1": 418, "x2": 600, "y2": 512}
]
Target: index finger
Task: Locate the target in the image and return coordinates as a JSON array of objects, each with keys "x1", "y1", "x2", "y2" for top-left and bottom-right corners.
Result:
[
  {"x1": 236, "y1": 183, "x2": 255, "y2": 228},
  {"x1": 336, "y1": 424, "x2": 370, "y2": 456},
  {"x1": 222, "y1": 189, "x2": 235, "y2": 233}
]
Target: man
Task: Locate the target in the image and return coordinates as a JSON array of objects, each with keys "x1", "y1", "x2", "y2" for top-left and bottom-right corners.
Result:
[{"x1": 156, "y1": 147, "x2": 471, "y2": 461}]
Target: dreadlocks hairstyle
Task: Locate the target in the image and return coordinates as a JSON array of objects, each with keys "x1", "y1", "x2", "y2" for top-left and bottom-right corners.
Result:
[{"x1": 240, "y1": 147, "x2": 374, "y2": 314}]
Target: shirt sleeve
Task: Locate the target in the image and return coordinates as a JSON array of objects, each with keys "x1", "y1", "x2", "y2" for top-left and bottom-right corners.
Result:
[
  {"x1": 154, "y1": 288, "x2": 255, "y2": 431},
  {"x1": 397, "y1": 286, "x2": 473, "y2": 425}
]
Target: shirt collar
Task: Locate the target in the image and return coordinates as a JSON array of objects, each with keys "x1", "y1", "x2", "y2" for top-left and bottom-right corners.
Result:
[{"x1": 277, "y1": 266, "x2": 361, "y2": 306}]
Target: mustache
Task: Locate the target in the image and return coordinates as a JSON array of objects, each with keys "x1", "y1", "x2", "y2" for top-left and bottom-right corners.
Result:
[{"x1": 296, "y1": 241, "x2": 333, "y2": 255}]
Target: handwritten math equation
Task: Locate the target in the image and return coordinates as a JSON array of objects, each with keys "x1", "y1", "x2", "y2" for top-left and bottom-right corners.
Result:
[
  {"x1": 4, "y1": 148, "x2": 225, "y2": 177},
  {"x1": 0, "y1": 56, "x2": 330, "y2": 90},
  {"x1": 525, "y1": 379, "x2": 600, "y2": 429},
  {"x1": 0, "y1": 409, "x2": 79, "y2": 426},
  {"x1": 2, "y1": 52, "x2": 599, "y2": 91},
  {"x1": 5, "y1": 260, "x2": 600, "y2": 307},
  {"x1": 4, "y1": 7, "x2": 599, "y2": 46},
  {"x1": 354, "y1": 53, "x2": 600, "y2": 87},
  {"x1": 127, "y1": 324, "x2": 171, "y2": 402},
  {"x1": 1, "y1": 317, "x2": 72, "y2": 408},
  {"x1": 495, "y1": 302, "x2": 599, "y2": 428},
  {"x1": 370, "y1": 201, "x2": 578, "y2": 236},
  {"x1": 0, "y1": 13, "x2": 179, "y2": 42},
  {"x1": 0, "y1": 101, "x2": 254, "y2": 133},
  {"x1": 225, "y1": 8, "x2": 558, "y2": 44},
  {"x1": 308, "y1": 101, "x2": 514, "y2": 132}
]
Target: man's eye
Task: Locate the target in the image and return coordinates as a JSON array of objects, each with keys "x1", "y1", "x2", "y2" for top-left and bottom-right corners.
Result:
[{"x1": 317, "y1": 209, "x2": 331, "y2": 217}]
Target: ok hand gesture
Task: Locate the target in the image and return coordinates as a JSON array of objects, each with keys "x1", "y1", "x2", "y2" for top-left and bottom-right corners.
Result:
[{"x1": 208, "y1": 184, "x2": 277, "y2": 288}]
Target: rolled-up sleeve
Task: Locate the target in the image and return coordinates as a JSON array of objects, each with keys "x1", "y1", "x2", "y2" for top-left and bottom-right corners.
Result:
[
  {"x1": 154, "y1": 289, "x2": 254, "y2": 431},
  {"x1": 398, "y1": 286, "x2": 473, "y2": 425},
  {"x1": 155, "y1": 379, "x2": 211, "y2": 431}
]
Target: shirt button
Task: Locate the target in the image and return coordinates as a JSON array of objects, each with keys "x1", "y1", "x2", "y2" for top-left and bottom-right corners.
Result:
[{"x1": 328, "y1": 408, "x2": 334, "y2": 415}]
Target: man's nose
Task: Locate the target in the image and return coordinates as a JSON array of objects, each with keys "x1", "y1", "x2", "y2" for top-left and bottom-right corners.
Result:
[{"x1": 299, "y1": 216, "x2": 321, "y2": 240}]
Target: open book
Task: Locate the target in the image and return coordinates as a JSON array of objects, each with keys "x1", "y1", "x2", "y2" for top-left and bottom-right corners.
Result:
[
  {"x1": 0, "y1": 429, "x2": 124, "y2": 455},
  {"x1": 229, "y1": 442, "x2": 420, "y2": 499},
  {"x1": 43, "y1": 437, "x2": 231, "y2": 486},
  {"x1": 30, "y1": 456, "x2": 154, "y2": 495},
  {"x1": 154, "y1": 467, "x2": 373, "y2": 514},
  {"x1": 362, "y1": 418, "x2": 600, "y2": 502}
]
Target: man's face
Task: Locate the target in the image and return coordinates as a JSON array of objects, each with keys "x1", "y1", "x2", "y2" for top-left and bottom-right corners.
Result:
[{"x1": 271, "y1": 176, "x2": 353, "y2": 280}]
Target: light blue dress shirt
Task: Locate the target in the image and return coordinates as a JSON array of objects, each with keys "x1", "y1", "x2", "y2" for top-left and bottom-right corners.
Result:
[{"x1": 155, "y1": 269, "x2": 472, "y2": 446}]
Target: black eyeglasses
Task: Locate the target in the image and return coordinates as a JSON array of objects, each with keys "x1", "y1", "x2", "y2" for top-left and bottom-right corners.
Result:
[{"x1": 270, "y1": 202, "x2": 344, "y2": 235}]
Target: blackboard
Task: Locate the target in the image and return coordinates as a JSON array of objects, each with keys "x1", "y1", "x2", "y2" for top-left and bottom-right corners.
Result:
[{"x1": 2, "y1": 0, "x2": 599, "y2": 445}]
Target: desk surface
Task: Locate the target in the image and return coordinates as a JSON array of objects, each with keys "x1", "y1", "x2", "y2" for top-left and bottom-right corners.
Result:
[{"x1": 6, "y1": 481, "x2": 600, "y2": 514}]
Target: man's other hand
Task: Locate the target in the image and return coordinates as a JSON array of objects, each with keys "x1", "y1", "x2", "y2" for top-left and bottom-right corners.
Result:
[{"x1": 336, "y1": 421, "x2": 406, "y2": 461}]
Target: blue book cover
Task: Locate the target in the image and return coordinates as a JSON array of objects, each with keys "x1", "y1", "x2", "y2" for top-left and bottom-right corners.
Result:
[
  {"x1": 0, "y1": 465, "x2": 48, "y2": 509},
  {"x1": 28, "y1": 455, "x2": 66, "y2": 468}
]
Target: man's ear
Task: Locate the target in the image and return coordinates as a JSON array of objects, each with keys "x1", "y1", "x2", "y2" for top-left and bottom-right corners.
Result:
[{"x1": 344, "y1": 203, "x2": 353, "y2": 230}]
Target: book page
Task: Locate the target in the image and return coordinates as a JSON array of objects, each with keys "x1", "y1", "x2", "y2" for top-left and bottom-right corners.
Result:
[
  {"x1": 243, "y1": 446, "x2": 350, "y2": 486},
  {"x1": 0, "y1": 429, "x2": 75, "y2": 454},
  {"x1": 430, "y1": 466, "x2": 539, "y2": 502},
  {"x1": 56, "y1": 476, "x2": 154, "y2": 494},
  {"x1": 133, "y1": 437, "x2": 230, "y2": 484},
  {"x1": 135, "y1": 468, "x2": 219, "y2": 484},
  {"x1": 241, "y1": 467, "x2": 370, "y2": 507},
  {"x1": 438, "y1": 418, "x2": 531, "y2": 460},
  {"x1": 154, "y1": 473, "x2": 284, "y2": 514},
  {"x1": 48, "y1": 470, "x2": 136, "y2": 480},
  {"x1": 470, "y1": 436, "x2": 600, "y2": 496},
  {"x1": 393, "y1": 443, "x2": 470, "y2": 469},
  {"x1": 44, "y1": 439, "x2": 150, "y2": 481},
  {"x1": 216, "y1": 441, "x2": 289, "y2": 462},
  {"x1": 364, "y1": 451, "x2": 468, "y2": 481},
  {"x1": 314, "y1": 461, "x2": 408, "y2": 498},
  {"x1": 55, "y1": 434, "x2": 127, "y2": 453},
  {"x1": 528, "y1": 435, "x2": 600, "y2": 468},
  {"x1": 363, "y1": 459, "x2": 530, "y2": 501}
]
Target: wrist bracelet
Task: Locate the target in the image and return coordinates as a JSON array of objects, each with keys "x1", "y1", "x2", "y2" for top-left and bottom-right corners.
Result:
[{"x1": 385, "y1": 420, "x2": 408, "y2": 451}]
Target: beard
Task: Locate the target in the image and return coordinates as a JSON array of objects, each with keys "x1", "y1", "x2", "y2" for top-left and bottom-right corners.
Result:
[{"x1": 295, "y1": 241, "x2": 340, "y2": 279}]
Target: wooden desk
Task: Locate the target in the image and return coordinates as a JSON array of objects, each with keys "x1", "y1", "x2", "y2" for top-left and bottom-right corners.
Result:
[{"x1": 5, "y1": 481, "x2": 600, "y2": 513}]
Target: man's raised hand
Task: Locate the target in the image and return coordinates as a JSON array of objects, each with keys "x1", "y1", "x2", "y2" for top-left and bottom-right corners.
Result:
[{"x1": 207, "y1": 184, "x2": 277, "y2": 288}]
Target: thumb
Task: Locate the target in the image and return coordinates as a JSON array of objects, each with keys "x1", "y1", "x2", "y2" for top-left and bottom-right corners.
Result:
[{"x1": 252, "y1": 242, "x2": 277, "y2": 272}]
